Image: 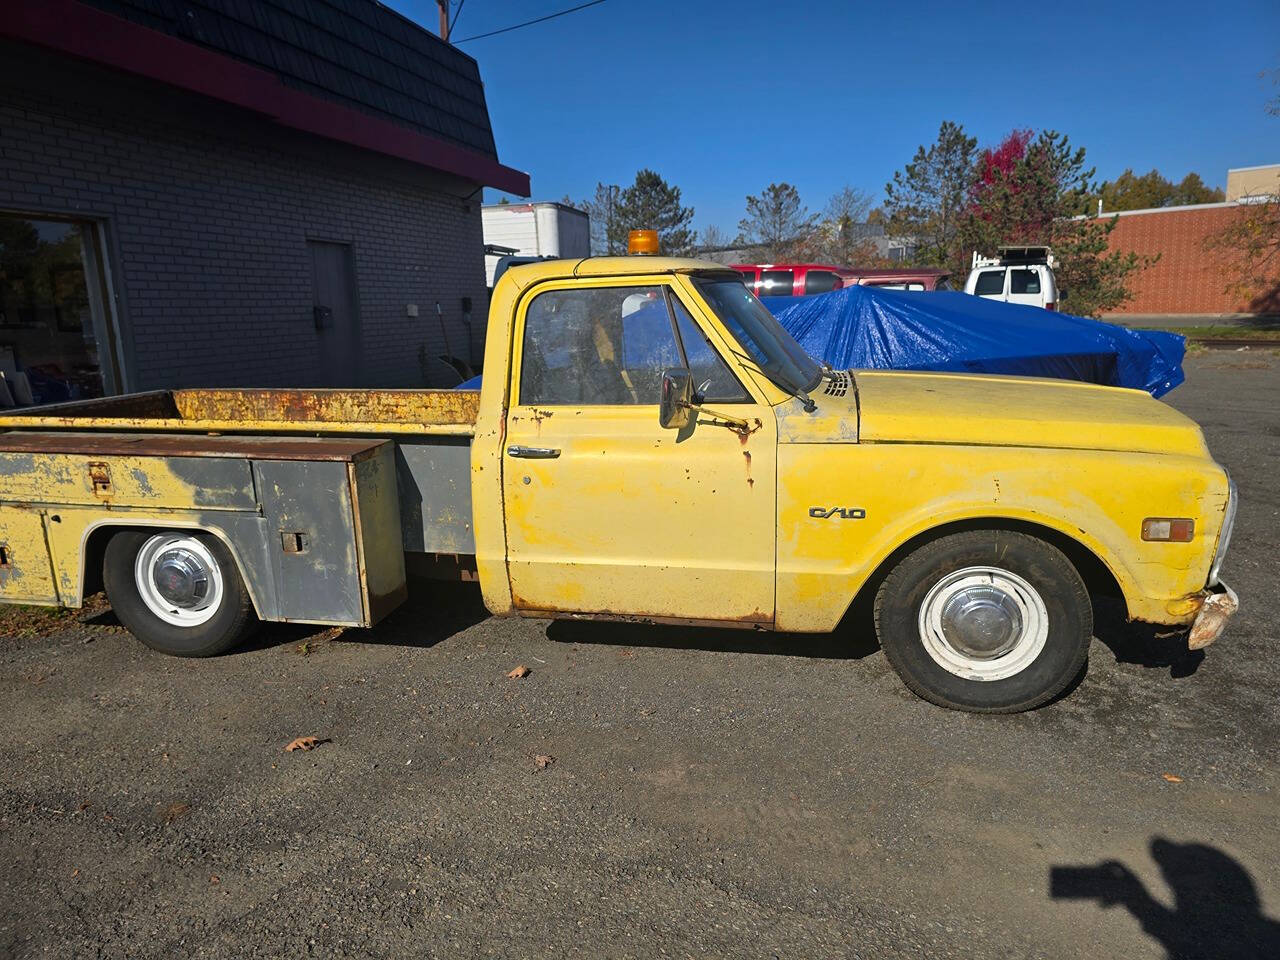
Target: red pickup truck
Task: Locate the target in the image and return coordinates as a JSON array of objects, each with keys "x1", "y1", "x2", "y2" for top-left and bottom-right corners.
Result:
[{"x1": 733, "y1": 263, "x2": 951, "y2": 296}]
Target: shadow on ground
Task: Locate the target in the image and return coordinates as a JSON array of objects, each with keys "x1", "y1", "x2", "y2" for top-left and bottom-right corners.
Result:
[
  {"x1": 1051, "y1": 838, "x2": 1280, "y2": 959},
  {"x1": 1090, "y1": 594, "x2": 1205, "y2": 678},
  {"x1": 546, "y1": 587, "x2": 882, "y2": 660},
  {"x1": 233, "y1": 580, "x2": 491, "y2": 654}
]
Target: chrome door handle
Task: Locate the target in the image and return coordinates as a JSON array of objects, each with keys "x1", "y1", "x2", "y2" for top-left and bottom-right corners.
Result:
[{"x1": 507, "y1": 445, "x2": 561, "y2": 459}]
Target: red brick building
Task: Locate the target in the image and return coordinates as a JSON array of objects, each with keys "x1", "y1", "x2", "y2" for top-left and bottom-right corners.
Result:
[{"x1": 1101, "y1": 202, "x2": 1279, "y2": 320}]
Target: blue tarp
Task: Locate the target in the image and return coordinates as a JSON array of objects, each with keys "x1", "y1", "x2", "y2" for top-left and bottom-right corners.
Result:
[{"x1": 761, "y1": 287, "x2": 1185, "y2": 397}]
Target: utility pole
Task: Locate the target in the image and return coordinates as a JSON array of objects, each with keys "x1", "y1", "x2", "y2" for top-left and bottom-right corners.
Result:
[{"x1": 436, "y1": 0, "x2": 449, "y2": 41}]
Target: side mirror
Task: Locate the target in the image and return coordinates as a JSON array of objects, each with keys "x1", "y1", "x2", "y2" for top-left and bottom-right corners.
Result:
[{"x1": 659, "y1": 368, "x2": 694, "y2": 430}]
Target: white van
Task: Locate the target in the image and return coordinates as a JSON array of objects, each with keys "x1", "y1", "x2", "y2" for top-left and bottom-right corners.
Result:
[{"x1": 964, "y1": 246, "x2": 1062, "y2": 311}]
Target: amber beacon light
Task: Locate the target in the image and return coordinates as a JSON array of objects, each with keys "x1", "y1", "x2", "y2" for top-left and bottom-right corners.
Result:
[{"x1": 628, "y1": 229, "x2": 660, "y2": 255}]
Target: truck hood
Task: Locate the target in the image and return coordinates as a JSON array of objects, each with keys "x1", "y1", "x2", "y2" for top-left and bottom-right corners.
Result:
[{"x1": 852, "y1": 370, "x2": 1209, "y2": 458}]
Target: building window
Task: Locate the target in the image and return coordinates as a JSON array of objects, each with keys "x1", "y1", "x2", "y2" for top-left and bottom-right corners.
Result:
[{"x1": 0, "y1": 214, "x2": 116, "y2": 405}]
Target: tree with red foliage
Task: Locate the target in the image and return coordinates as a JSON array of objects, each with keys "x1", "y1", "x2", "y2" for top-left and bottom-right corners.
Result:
[
  {"x1": 973, "y1": 129, "x2": 1033, "y2": 201},
  {"x1": 960, "y1": 130, "x2": 1155, "y2": 316}
]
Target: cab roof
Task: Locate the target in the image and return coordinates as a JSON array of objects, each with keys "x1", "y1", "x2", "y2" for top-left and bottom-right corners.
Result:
[{"x1": 501, "y1": 256, "x2": 733, "y2": 288}]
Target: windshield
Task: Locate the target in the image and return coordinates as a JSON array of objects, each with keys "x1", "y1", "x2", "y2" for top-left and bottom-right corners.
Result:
[{"x1": 694, "y1": 277, "x2": 822, "y2": 397}]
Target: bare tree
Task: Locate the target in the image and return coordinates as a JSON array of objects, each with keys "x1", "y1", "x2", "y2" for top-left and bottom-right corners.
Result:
[
  {"x1": 697, "y1": 224, "x2": 730, "y2": 251},
  {"x1": 580, "y1": 182, "x2": 623, "y2": 255},
  {"x1": 810, "y1": 186, "x2": 876, "y2": 265}
]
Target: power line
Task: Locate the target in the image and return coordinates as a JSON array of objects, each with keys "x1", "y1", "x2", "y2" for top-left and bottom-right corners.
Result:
[
  {"x1": 447, "y1": 0, "x2": 466, "y2": 36},
  {"x1": 453, "y1": 0, "x2": 608, "y2": 43}
]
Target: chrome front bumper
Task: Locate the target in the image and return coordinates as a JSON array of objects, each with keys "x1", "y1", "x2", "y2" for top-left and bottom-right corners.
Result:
[{"x1": 1188, "y1": 582, "x2": 1239, "y2": 651}]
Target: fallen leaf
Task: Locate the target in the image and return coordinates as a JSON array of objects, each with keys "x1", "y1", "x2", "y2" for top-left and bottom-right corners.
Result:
[
  {"x1": 507, "y1": 665, "x2": 531, "y2": 679},
  {"x1": 210, "y1": 875, "x2": 220, "y2": 885},
  {"x1": 1162, "y1": 773, "x2": 1183, "y2": 783},
  {"x1": 70, "y1": 868, "x2": 79, "y2": 878},
  {"x1": 285, "y1": 736, "x2": 321, "y2": 752},
  {"x1": 534, "y1": 754, "x2": 555, "y2": 770},
  {"x1": 158, "y1": 801, "x2": 190, "y2": 824}
]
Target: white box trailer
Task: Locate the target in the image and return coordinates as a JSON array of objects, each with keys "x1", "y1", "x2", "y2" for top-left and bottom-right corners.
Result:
[{"x1": 482, "y1": 202, "x2": 590, "y2": 286}]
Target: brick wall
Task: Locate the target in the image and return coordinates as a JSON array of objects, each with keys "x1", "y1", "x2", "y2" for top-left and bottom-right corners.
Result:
[
  {"x1": 1103, "y1": 205, "x2": 1277, "y2": 318},
  {"x1": 0, "y1": 47, "x2": 489, "y2": 392}
]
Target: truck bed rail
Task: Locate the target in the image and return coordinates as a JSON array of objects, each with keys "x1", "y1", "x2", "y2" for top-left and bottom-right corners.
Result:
[{"x1": 0, "y1": 388, "x2": 479, "y2": 436}]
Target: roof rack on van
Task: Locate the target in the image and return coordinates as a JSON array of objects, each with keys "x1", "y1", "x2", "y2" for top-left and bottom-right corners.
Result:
[{"x1": 973, "y1": 245, "x2": 1056, "y2": 269}]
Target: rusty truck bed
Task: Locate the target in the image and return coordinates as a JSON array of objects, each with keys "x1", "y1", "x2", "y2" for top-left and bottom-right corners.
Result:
[{"x1": 0, "y1": 388, "x2": 479, "y2": 437}]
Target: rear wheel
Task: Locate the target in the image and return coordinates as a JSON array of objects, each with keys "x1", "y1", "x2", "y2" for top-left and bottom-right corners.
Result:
[
  {"x1": 103, "y1": 530, "x2": 257, "y2": 657},
  {"x1": 874, "y1": 530, "x2": 1092, "y2": 713}
]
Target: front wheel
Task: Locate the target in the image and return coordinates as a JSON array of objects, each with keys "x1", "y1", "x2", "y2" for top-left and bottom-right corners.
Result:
[
  {"x1": 103, "y1": 530, "x2": 257, "y2": 657},
  {"x1": 874, "y1": 531, "x2": 1092, "y2": 713}
]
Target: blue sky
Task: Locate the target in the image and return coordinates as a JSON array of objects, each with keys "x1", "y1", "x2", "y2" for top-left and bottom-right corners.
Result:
[{"x1": 388, "y1": 0, "x2": 1280, "y2": 235}]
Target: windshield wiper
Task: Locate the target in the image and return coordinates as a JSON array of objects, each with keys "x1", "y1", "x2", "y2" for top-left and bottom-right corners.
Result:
[{"x1": 728, "y1": 348, "x2": 818, "y2": 411}]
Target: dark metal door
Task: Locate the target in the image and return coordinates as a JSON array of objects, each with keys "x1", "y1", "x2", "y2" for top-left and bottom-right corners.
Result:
[{"x1": 307, "y1": 241, "x2": 360, "y2": 387}]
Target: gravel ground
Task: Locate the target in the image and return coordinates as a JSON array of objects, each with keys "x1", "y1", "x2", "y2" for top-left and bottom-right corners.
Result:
[{"x1": 1, "y1": 355, "x2": 1277, "y2": 959}]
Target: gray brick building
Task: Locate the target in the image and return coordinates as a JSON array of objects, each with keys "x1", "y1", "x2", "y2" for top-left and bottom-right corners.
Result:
[{"x1": 0, "y1": 0, "x2": 528, "y2": 404}]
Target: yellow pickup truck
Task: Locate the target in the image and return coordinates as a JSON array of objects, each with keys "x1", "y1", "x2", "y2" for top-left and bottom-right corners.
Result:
[{"x1": 0, "y1": 256, "x2": 1238, "y2": 712}]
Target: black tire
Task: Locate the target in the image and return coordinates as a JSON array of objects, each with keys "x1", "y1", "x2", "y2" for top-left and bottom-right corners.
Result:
[
  {"x1": 874, "y1": 530, "x2": 1092, "y2": 713},
  {"x1": 103, "y1": 530, "x2": 257, "y2": 657}
]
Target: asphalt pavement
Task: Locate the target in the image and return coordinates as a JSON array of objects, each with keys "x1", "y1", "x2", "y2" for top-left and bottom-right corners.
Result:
[{"x1": 1, "y1": 354, "x2": 1277, "y2": 959}]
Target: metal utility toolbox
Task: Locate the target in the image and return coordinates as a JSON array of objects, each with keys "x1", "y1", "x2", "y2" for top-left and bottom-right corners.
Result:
[{"x1": 0, "y1": 432, "x2": 406, "y2": 626}]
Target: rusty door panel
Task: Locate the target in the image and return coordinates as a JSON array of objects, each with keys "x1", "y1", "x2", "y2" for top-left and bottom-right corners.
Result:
[
  {"x1": 0, "y1": 452, "x2": 256, "y2": 510},
  {"x1": 254, "y1": 459, "x2": 366, "y2": 625},
  {"x1": 0, "y1": 506, "x2": 59, "y2": 605},
  {"x1": 501, "y1": 407, "x2": 778, "y2": 625}
]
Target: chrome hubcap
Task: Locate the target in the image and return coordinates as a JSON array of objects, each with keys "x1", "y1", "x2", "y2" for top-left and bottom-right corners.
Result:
[
  {"x1": 134, "y1": 534, "x2": 224, "y2": 627},
  {"x1": 152, "y1": 548, "x2": 210, "y2": 608},
  {"x1": 918, "y1": 566, "x2": 1048, "y2": 681}
]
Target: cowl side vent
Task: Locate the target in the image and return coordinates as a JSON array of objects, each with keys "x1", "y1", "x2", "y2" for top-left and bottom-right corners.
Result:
[{"x1": 822, "y1": 370, "x2": 851, "y2": 397}]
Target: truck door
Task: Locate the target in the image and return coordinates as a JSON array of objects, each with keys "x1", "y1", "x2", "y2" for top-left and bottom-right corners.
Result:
[{"x1": 500, "y1": 279, "x2": 777, "y2": 625}]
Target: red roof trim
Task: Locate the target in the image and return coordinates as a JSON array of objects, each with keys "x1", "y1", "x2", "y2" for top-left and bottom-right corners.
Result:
[{"x1": 2, "y1": 0, "x2": 530, "y2": 196}]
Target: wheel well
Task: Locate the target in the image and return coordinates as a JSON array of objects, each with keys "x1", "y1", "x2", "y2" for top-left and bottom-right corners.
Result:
[
  {"x1": 81, "y1": 523, "x2": 265, "y2": 619},
  {"x1": 849, "y1": 517, "x2": 1125, "y2": 620},
  {"x1": 81, "y1": 524, "x2": 126, "y2": 600},
  {"x1": 82, "y1": 523, "x2": 249, "y2": 596}
]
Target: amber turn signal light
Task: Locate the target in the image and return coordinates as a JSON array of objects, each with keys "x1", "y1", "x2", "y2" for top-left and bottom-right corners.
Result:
[
  {"x1": 1141, "y1": 518, "x2": 1195, "y2": 542},
  {"x1": 628, "y1": 229, "x2": 660, "y2": 255}
]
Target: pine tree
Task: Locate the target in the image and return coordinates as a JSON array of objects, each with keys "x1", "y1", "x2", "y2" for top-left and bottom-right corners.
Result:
[
  {"x1": 883, "y1": 121, "x2": 978, "y2": 269},
  {"x1": 615, "y1": 170, "x2": 696, "y2": 257}
]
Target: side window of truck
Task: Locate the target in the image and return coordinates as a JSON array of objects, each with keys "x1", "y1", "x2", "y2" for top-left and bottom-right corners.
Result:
[
  {"x1": 521, "y1": 285, "x2": 682, "y2": 405},
  {"x1": 804, "y1": 270, "x2": 840, "y2": 294},
  {"x1": 760, "y1": 270, "x2": 794, "y2": 296},
  {"x1": 974, "y1": 269, "x2": 1006, "y2": 295},
  {"x1": 669, "y1": 296, "x2": 748, "y2": 403}
]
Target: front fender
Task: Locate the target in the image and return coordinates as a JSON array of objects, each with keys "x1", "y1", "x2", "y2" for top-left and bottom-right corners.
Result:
[{"x1": 776, "y1": 443, "x2": 1228, "y2": 633}]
